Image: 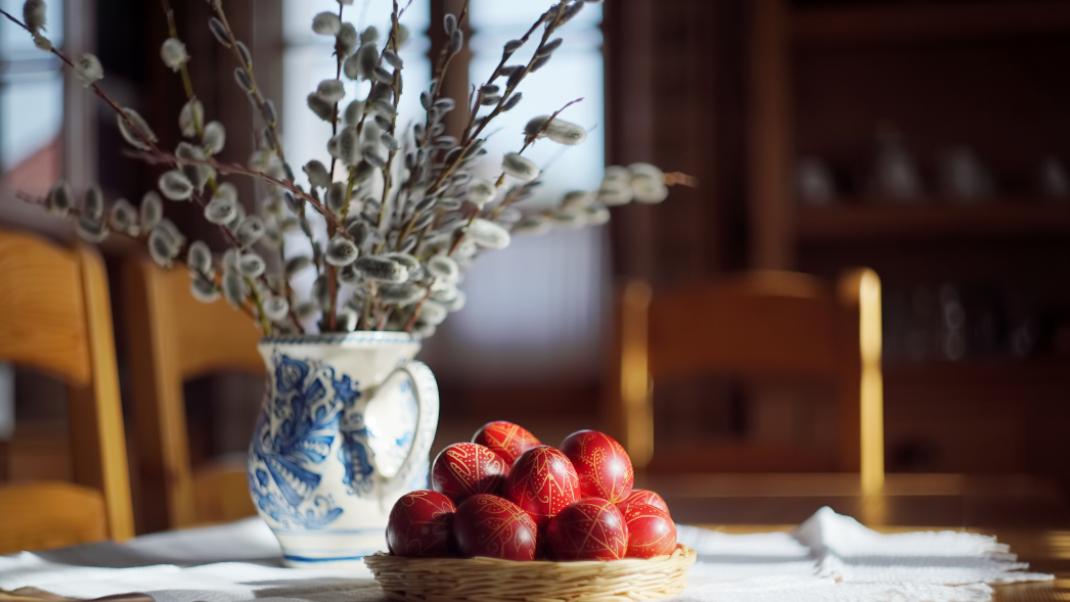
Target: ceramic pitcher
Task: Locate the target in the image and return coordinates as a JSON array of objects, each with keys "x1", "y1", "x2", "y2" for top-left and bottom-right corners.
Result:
[{"x1": 247, "y1": 332, "x2": 438, "y2": 567}]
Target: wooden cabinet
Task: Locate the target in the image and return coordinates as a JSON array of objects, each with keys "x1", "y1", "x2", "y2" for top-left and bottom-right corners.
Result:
[{"x1": 748, "y1": 0, "x2": 1070, "y2": 476}]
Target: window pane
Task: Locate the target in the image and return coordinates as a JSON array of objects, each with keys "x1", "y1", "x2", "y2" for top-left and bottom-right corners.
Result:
[{"x1": 0, "y1": 71, "x2": 63, "y2": 175}]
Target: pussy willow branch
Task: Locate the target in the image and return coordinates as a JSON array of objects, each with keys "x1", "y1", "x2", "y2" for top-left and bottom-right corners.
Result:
[
  {"x1": 358, "y1": 0, "x2": 410, "y2": 330},
  {"x1": 326, "y1": 1, "x2": 345, "y2": 184},
  {"x1": 399, "y1": 97, "x2": 581, "y2": 332},
  {"x1": 207, "y1": 1, "x2": 287, "y2": 169},
  {"x1": 207, "y1": 0, "x2": 325, "y2": 288},
  {"x1": 486, "y1": 96, "x2": 582, "y2": 220},
  {"x1": 186, "y1": 188, "x2": 303, "y2": 333},
  {"x1": 0, "y1": 9, "x2": 163, "y2": 157},
  {"x1": 401, "y1": 96, "x2": 582, "y2": 255},
  {"x1": 425, "y1": 1, "x2": 574, "y2": 198},
  {"x1": 159, "y1": 0, "x2": 196, "y2": 120},
  {"x1": 410, "y1": 0, "x2": 470, "y2": 160},
  {"x1": 322, "y1": 0, "x2": 347, "y2": 333},
  {"x1": 158, "y1": 0, "x2": 298, "y2": 327},
  {"x1": 0, "y1": 7, "x2": 289, "y2": 332},
  {"x1": 15, "y1": 191, "x2": 265, "y2": 327},
  {"x1": 127, "y1": 148, "x2": 355, "y2": 244}
]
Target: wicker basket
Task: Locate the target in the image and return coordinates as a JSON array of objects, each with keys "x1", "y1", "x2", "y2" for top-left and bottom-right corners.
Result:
[{"x1": 364, "y1": 544, "x2": 696, "y2": 602}]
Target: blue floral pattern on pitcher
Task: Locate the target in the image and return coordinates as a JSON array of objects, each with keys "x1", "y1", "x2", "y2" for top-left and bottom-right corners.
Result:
[{"x1": 248, "y1": 353, "x2": 377, "y2": 530}]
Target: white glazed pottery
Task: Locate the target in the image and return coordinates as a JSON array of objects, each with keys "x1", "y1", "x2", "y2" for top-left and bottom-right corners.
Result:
[{"x1": 247, "y1": 332, "x2": 438, "y2": 568}]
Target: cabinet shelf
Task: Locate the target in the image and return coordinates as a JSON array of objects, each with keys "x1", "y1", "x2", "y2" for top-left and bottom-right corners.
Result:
[
  {"x1": 792, "y1": 1, "x2": 1070, "y2": 44},
  {"x1": 796, "y1": 201, "x2": 1070, "y2": 242}
]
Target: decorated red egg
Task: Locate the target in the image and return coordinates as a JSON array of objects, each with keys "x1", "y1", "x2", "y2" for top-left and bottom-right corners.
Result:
[
  {"x1": 546, "y1": 498, "x2": 628, "y2": 560},
  {"x1": 621, "y1": 502, "x2": 677, "y2": 558},
  {"x1": 453, "y1": 493, "x2": 538, "y2": 560},
  {"x1": 618, "y1": 488, "x2": 670, "y2": 515},
  {"x1": 472, "y1": 420, "x2": 541, "y2": 465},
  {"x1": 431, "y1": 442, "x2": 508, "y2": 503},
  {"x1": 560, "y1": 430, "x2": 634, "y2": 503},
  {"x1": 503, "y1": 446, "x2": 581, "y2": 526},
  {"x1": 386, "y1": 490, "x2": 456, "y2": 557}
]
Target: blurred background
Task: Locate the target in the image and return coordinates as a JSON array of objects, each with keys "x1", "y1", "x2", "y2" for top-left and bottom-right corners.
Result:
[{"x1": 2, "y1": 0, "x2": 1070, "y2": 533}]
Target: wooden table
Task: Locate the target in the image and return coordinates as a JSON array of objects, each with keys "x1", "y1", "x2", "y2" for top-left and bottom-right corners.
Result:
[{"x1": 2, "y1": 472, "x2": 1067, "y2": 600}]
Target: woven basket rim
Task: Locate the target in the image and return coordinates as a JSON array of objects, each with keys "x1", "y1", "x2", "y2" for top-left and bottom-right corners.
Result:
[{"x1": 364, "y1": 543, "x2": 696, "y2": 567}]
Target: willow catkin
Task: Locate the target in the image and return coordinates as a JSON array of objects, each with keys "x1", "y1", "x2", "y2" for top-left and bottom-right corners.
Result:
[
  {"x1": 148, "y1": 227, "x2": 176, "y2": 268},
  {"x1": 629, "y1": 163, "x2": 668, "y2": 203},
  {"x1": 236, "y1": 216, "x2": 266, "y2": 247},
  {"x1": 467, "y1": 179, "x2": 496, "y2": 207},
  {"x1": 317, "y1": 79, "x2": 346, "y2": 104},
  {"x1": 312, "y1": 11, "x2": 342, "y2": 36},
  {"x1": 467, "y1": 218, "x2": 511, "y2": 249},
  {"x1": 190, "y1": 273, "x2": 220, "y2": 302},
  {"x1": 160, "y1": 38, "x2": 189, "y2": 71},
  {"x1": 343, "y1": 100, "x2": 364, "y2": 125},
  {"x1": 502, "y1": 152, "x2": 539, "y2": 182},
  {"x1": 513, "y1": 216, "x2": 551, "y2": 235},
  {"x1": 427, "y1": 255, "x2": 460, "y2": 283},
  {"x1": 204, "y1": 194, "x2": 237, "y2": 225},
  {"x1": 75, "y1": 53, "x2": 103, "y2": 87},
  {"x1": 239, "y1": 253, "x2": 266, "y2": 278},
  {"x1": 307, "y1": 93, "x2": 334, "y2": 122},
  {"x1": 379, "y1": 283, "x2": 424, "y2": 305},
  {"x1": 108, "y1": 198, "x2": 138, "y2": 235},
  {"x1": 76, "y1": 215, "x2": 108, "y2": 243},
  {"x1": 117, "y1": 108, "x2": 157, "y2": 151},
  {"x1": 46, "y1": 181, "x2": 73, "y2": 215},
  {"x1": 179, "y1": 98, "x2": 204, "y2": 138},
  {"x1": 208, "y1": 17, "x2": 231, "y2": 47},
  {"x1": 357, "y1": 43, "x2": 379, "y2": 80},
  {"x1": 140, "y1": 191, "x2": 163, "y2": 230},
  {"x1": 83, "y1": 185, "x2": 104, "y2": 221},
  {"x1": 23, "y1": 0, "x2": 45, "y2": 34},
  {"x1": 264, "y1": 296, "x2": 290, "y2": 322},
  {"x1": 385, "y1": 253, "x2": 421, "y2": 277},
  {"x1": 356, "y1": 255, "x2": 408, "y2": 283},
  {"x1": 337, "y1": 23, "x2": 358, "y2": 55},
  {"x1": 159, "y1": 170, "x2": 194, "y2": 201},
  {"x1": 303, "y1": 160, "x2": 331, "y2": 189},
  {"x1": 222, "y1": 269, "x2": 246, "y2": 308},
  {"x1": 285, "y1": 255, "x2": 313, "y2": 278},
  {"x1": 325, "y1": 236, "x2": 359, "y2": 266},
  {"x1": 202, "y1": 121, "x2": 226, "y2": 155},
  {"x1": 187, "y1": 241, "x2": 212, "y2": 274}
]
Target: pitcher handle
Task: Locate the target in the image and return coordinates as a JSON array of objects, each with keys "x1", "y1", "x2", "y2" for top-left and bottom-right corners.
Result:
[{"x1": 378, "y1": 360, "x2": 439, "y2": 489}]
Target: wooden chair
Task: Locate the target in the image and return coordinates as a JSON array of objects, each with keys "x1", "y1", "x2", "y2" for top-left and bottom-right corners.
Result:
[
  {"x1": 123, "y1": 259, "x2": 261, "y2": 532},
  {"x1": 0, "y1": 230, "x2": 134, "y2": 552},
  {"x1": 609, "y1": 269, "x2": 885, "y2": 495}
]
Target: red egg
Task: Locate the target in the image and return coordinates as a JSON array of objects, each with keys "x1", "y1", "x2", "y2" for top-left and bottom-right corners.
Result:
[
  {"x1": 431, "y1": 442, "x2": 508, "y2": 503},
  {"x1": 621, "y1": 503, "x2": 677, "y2": 558},
  {"x1": 386, "y1": 490, "x2": 456, "y2": 557},
  {"x1": 546, "y1": 498, "x2": 628, "y2": 560},
  {"x1": 503, "y1": 446, "x2": 581, "y2": 526},
  {"x1": 454, "y1": 494, "x2": 538, "y2": 560},
  {"x1": 560, "y1": 430, "x2": 634, "y2": 503},
  {"x1": 472, "y1": 420, "x2": 541, "y2": 465},
  {"x1": 618, "y1": 489, "x2": 671, "y2": 515}
]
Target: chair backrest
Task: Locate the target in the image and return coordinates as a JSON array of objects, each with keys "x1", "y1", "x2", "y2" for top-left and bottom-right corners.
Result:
[
  {"x1": 609, "y1": 269, "x2": 884, "y2": 494},
  {"x1": 0, "y1": 229, "x2": 134, "y2": 539},
  {"x1": 123, "y1": 259, "x2": 261, "y2": 531}
]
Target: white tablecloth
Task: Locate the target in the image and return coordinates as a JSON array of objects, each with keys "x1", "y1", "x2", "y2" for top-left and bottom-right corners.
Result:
[{"x1": 0, "y1": 507, "x2": 1052, "y2": 601}]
